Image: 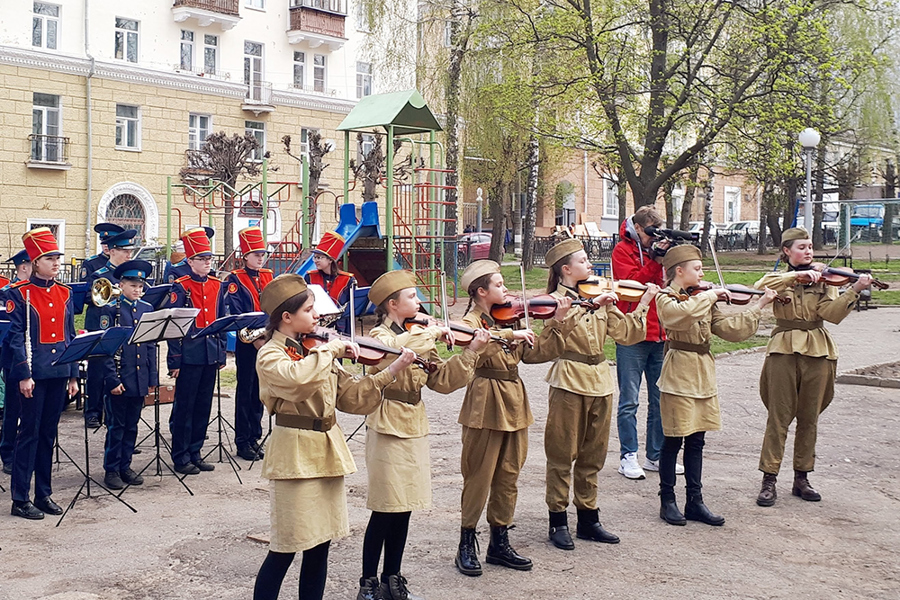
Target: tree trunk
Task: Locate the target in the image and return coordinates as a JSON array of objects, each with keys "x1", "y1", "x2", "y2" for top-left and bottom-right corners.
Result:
[
  {"x1": 617, "y1": 165, "x2": 627, "y2": 224},
  {"x1": 813, "y1": 147, "x2": 826, "y2": 249},
  {"x1": 489, "y1": 181, "x2": 507, "y2": 263},
  {"x1": 223, "y1": 185, "x2": 235, "y2": 259},
  {"x1": 883, "y1": 160, "x2": 896, "y2": 245},
  {"x1": 700, "y1": 173, "x2": 714, "y2": 257},
  {"x1": 758, "y1": 182, "x2": 770, "y2": 255},
  {"x1": 663, "y1": 181, "x2": 675, "y2": 228},
  {"x1": 680, "y1": 161, "x2": 700, "y2": 230},
  {"x1": 522, "y1": 134, "x2": 540, "y2": 270}
]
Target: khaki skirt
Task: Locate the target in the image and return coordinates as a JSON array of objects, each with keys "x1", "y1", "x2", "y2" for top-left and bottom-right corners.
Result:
[
  {"x1": 269, "y1": 476, "x2": 348, "y2": 553},
  {"x1": 660, "y1": 392, "x2": 721, "y2": 437},
  {"x1": 365, "y1": 430, "x2": 432, "y2": 512}
]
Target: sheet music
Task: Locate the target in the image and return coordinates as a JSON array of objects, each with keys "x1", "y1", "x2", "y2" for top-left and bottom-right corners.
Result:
[
  {"x1": 308, "y1": 283, "x2": 341, "y2": 316},
  {"x1": 129, "y1": 307, "x2": 200, "y2": 344}
]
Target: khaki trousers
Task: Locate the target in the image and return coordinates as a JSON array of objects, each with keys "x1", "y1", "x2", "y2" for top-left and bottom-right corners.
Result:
[
  {"x1": 759, "y1": 353, "x2": 835, "y2": 474},
  {"x1": 544, "y1": 388, "x2": 612, "y2": 512},
  {"x1": 460, "y1": 426, "x2": 528, "y2": 529}
]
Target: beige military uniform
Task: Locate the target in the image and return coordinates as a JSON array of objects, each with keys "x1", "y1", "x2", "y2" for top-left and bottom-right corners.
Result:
[
  {"x1": 256, "y1": 330, "x2": 395, "y2": 553},
  {"x1": 656, "y1": 288, "x2": 761, "y2": 437},
  {"x1": 544, "y1": 285, "x2": 648, "y2": 512},
  {"x1": 458, "y1": 307, "x2": 575, "y2": 529},
  {"x1": 753, "y1": 271, "x2": 858, "y2": 474},
  {"x1": 364, "y1": 319, "x2": 478, "y2": 512}
]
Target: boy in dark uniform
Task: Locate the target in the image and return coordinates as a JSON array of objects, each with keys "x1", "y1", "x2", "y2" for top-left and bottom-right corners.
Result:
[
  {"x1": 0, "y1": 250, "x2": 33, "y2": 475},
  {"x1": 304, "y1": 231, "x2": 356, "y2": 334},
  {"x1": 8, "y1": 228, "x2": 79, "y2": 520},
  {"x1": 165, "y1": 227, "x2": 227, "y2": 475},
  {"x1": 225, "y1": 226, "x2": 272, "y2": 461},
  {"x1": 84, "y1": 229, "x2": 137, "y2": 429},
  {"x1": 99, "y1": 260, "x2": 158, "y2": 490},
  {"x1": 80, "y1": 223, "x2": 125, "y2": 281}
]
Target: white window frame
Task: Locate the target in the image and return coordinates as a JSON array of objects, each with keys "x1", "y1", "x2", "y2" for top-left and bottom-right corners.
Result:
[
  {"x1": 32, "y1": 2, "x2": 60, "y2": 51},
  {"x1": 603, "y1": 178, "x2": 619, "y2": 219},
  {"x1": 356, "y1": 5, "x2": 371, "y2": 32},
  {"x1": 27, "y1": 218, "x2": 66, "y2": 255},
  {"x1": 188, "y1": 113, "x2": 211, "y2": 151},
  {"x1": 359, "y1": 133, "x2": 375, "y2": 162},
  {"x1": 115, "y1": 104, "x2": 141, "y2": 151},
  {"x1": 313, "y1": 54, "x2": 326, "y2": 93},
  {"x1": 724, "y1": 185, "x2": 741, "y2": 224},
  {"x1": 356, "y1": 61, "x2": 372, "y2": 99},
  {"x1": 180, "y1": 30, "x2": 194, "y2": 72},
  {"x1": 293, "y1": 51, "x2": 305, "y2": 89},
  {"x1": 114, "y1": 17, "x2": 139, "y2": 63},
  {"x1": 32, "y1": 92, "x2": 62, "y2": 162},
  {"x1": 203, "y1": 34, "x2": 218, "y2": 75},
  {"x1": 672, "y1": 182, "x2": 685, "y2": 222},
  {"x1": 245, "y1": 0, "x2": 265, "y2": 9},
  {"x1": 245, "y1": 120, "x2": 266, "y2": 161}
]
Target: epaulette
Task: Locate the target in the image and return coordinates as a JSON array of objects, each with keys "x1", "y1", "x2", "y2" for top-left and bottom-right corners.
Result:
[
  {"x1": 87, "y1": 253, "x2": 100, "y2": 261},
  {"x1": 175, "y1": 275, "x2": 191, "y2": 284},
  {"x1": 56, "y1": 281, "x2": 72, "y2": 289},
  {"x1": 260, "y1": 268, "x2": 274, "y2": 274},
  {"x1": 10, "y1": 280, "x2": 29, "y2": 289}
]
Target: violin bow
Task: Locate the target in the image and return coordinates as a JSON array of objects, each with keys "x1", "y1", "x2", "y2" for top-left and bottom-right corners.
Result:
[
  {"x1": 824, "y1": 230, "x2": 861, "y2": 270},
  {"x1": 440, "y1": 270, "x2": 452, "y2": 351},
  {"x1": 707, "y1": 236, "x2": 729, "y2": 302},
  {"x1": 349, "y1": 279, "x2": 356, "y2": 343},
  {"x1": 520, "y1": 264, "x2": 531, "y2": 332}
]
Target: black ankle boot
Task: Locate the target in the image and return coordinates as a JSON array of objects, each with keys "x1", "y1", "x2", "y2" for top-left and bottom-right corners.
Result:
[
  {"x1": 485, "y1": 525, "x2": 533, "y2": 571},
  {"x1": 684, "y1": 495, "x2": 725, "y2": 526},
  {"x1": 455, "y1": 528, "x2": 482, "y2": 576},
  {"x1": 575, "y1": 508, "x2": 620, "y2": 544},
  {"x1": 548, "y1": 510, "x2": 574, "y2": 550},
  {"x1": 659, "y1": 494, "x2": 686, "y2": 526},
  {"x1": 792, "y1": 470, "x2": 822, "y2": 502}
]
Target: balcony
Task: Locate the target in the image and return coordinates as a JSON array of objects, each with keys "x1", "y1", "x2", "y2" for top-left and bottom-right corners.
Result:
[
  {"x1": 172, "y1": 0, "x2": 241, "y2": 30},
  {"x1": 287, "y1": 0, "x2": 347, "y2": 50},
  {"x1": 27, "y1": 135, "x2": 71, "y2": 170},
  {"x1": 242, "y1": 81, "x2": 276, "y2": 115}
]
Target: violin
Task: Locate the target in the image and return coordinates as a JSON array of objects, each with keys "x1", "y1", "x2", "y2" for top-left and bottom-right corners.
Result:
[
  {"x1": 577, "y1": 277, "x2": 685, "y2": 303},
  {"x1": 403, "y1": 317, "x2": 512, "y2": 350},
  {"x1": 686, "y1": 281, "x2": 791, "y2": 305},
  {"x1": 800, "y1": 263, "x2": 889, "y2": 290},
  {"x1": 300, "y1": 326, "x2": 439, "y2": 373},
  {"x1": 490, "y1": 294, "x2": 600, "y2": 326}
]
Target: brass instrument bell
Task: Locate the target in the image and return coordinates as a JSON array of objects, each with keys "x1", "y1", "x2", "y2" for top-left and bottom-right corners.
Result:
[{"x1": 91, "y1": 277, "x2": 122, "y2": 307}]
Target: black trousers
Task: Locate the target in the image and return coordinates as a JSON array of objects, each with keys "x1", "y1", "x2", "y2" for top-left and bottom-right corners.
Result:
[
  {"x1": 234, "y1": 340, "x2": 263, "y2": 448},
  {"x1": 11, "y1": 378, "x2": 67, "y2": 502},
  {"x1": 85, "y1": 357, "x2": 106, "y2": 422},
  {"x1": 659, "y1": 431, "x2": 706, "y2": 501},
  {"x1": 0, "y1": 371, "x2": 21, "y2": 467},
  {"x1": 170, "y1": 364, "x2": 217, "y2": 466}
]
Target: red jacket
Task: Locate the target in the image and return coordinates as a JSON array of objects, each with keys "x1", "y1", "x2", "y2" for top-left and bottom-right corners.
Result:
[{"x1": 611, "y1": 218, "x2": 665, "y2": 342}]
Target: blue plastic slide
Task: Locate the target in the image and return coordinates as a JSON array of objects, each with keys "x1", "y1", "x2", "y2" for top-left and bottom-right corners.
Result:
[{"x1": 294, "y1": 201, "x2": 382, "y2": 276}]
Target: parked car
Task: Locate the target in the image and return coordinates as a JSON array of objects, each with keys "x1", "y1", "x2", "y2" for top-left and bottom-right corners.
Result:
[
  {"x1": 850, "y1": 204, "x2": 884, "y2": 229},
  {"x1": 688, "y1": 221, "x2": 719, "y2": 238},
  {"x1": 723, "y1": 221, "x2": 760, "y2": 237},
  {"x1": 458, "y1": 232, "x2": 492, "y2": 266}
]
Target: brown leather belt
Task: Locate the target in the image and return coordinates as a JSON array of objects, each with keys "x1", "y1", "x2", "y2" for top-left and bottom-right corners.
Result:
[
  {"x1": 384, "y1": 388, "x2": 422, "y2": 405},
  {"x1": 774, "y1": 319, "x2": 824, "y2": 332},
  {"x1": 475, "y1": 366, "x2": 519, "y2": 381},
  {"x1": 665, "y1": 340, "x2": 711, "y2": 355},
  {"x1": 559, "y1": 351, "x2": 606, "y2": 365},
  {"x1": 275, "y1": 413, "x2": 334, "y2": 432}
]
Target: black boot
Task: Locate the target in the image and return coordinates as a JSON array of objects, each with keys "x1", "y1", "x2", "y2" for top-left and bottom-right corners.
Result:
[
  {"x1": 792, "y1": 470, "x2": 822, "y2": 502},
  {"x1": 455, "y1": 528, "x2": 482, "y2": 577},
  {"x1": 659, "y1": 493, "x2": 686, "y2": 526},
  {"x1": 684, "y1": 495, "x2": 725, "y2": 526},
  {"x1": 548, "y1": 511, "x2": 574, "y2": 550},
  {"x1": 379, "y1": 573, "x2": 423, "y2": 600},
  {"x1": 757, "y1": 473, "x2": 777, "y2": 507},
  {"x1": 485, "y1": 525, "x2": 533, "y2": 571},
  {"x1": 575, "y1": 508, "x2": 620, "y2": 544},
  {"x1": 356, "y1": 576, "x2": 380, "y2": 600}
]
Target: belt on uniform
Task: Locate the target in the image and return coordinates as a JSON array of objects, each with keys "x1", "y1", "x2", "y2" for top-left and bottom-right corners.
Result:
[
  {"x1": 275, "y1": 413, "x2": 334, "y2": 432},
  {"x1": 474, "y1": 366, "x2": 519, "y2": 381},
  {"x1": 774, "y1": 319, "x2": 824, "y2": 332},
  {"x1": 665, "y1": 340, "x2": 711, "y2": 355},
  {"x1": 384, "y1": 388, "x2": 422, "y2": 405},
  {"x1": 559, "y1": 351, "x2": 606, "y2": 365}
]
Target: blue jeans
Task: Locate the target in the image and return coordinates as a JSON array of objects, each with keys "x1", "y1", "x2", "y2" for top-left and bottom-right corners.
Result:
[{"x1": 616, "y1": 341, "x2": 664, "y2": 461}]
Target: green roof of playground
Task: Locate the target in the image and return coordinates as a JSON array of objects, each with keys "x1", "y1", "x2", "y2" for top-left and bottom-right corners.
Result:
[{"x1": 337, "y1": 89, "x2": 442, "y2": 136}]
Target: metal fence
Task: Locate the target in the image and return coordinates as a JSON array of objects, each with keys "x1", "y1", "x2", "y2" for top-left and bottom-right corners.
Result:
[{"x1": 532, "y1": 235, "x2": 618, "y2": 266}]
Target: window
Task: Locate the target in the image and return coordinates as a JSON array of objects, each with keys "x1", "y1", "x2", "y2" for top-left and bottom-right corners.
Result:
[
  {"x1": 33, "y1": 2, "x2": 60, "y2": 50},
  {"x1": 180, "y1": 30, "x2": 194, "y2": 71},
  {"x1": 114, "y1": 18, "x2": 139, "y2": 63},
  {"x1": 107, "y1": 195, "x2": 146, "y2": 243},
  {"x1": 356, "y1": 5, "x2": 371, "y2": 31},
  {"x1": 356, "y1": 62, "x2": 372, "y2": 99},
  {"x1": 603, "y1": 179, "x2": 618, "y2": 218},
  {"x1": 724, "y1": 186, "x2": 741, "y2": 223},
  {"x1": 32, "y1": 92, "x2": 61, "y2": 162},
  {"x1": 359, "y1": 133, "x2": 375, "y2": 162},
  {"x1": 27, "y1": 219, "x2": 66, "y2": 253},
  {"x1": 246, "y1": 0, "x2": 265, "y2": 8},
  {"x1": 245, "y1": 120, "x2": 265, "y2": 161},
  {"x1": 672, "y1": 182, "x2": 685, "y2": 222},
  {"x1": 115, "y1": 104, "x2": 140, "y2": 150},
  {"x1": 293, "y1": 51, "x2": 305, "y2": 89},
  {"x1": 244, "y1": 41, "x2": 264, "y2": 97},
  {"x1": 189, "y1": 114, "x2": 211, "y2": 150},
  {"x1": 300, "y1": 127, "x2": 315, "y2": 156},
  {"x1": 204, "y1": 34, "x2": 218, "y2": 75},
  {"x1": 313, "y1": 54, "x2": 326, "y2": 93}
]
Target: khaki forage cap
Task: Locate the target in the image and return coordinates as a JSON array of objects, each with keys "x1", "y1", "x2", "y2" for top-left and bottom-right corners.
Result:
[
  {"x1": 545, "y1": 238, "x2": 584, "y2": 268},
  {"x1": 460, "y1": 260, "x2": 501, "y2": 292},
  {"x1": 369, "y1": 270, "x2": 417, "y2": 307},
  {"x1": 781, "y1": 227, "x2": 810, "y2": 243},
  {"x1": 662, "y1": 244, "x2": 702, "y2": 270},
  {"x1": 260, "y1": 274, "x2": 308, "y2": 316}
]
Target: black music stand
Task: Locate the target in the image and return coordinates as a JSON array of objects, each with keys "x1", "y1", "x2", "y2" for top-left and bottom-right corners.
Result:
[
  {"x1": 141, "y1": 284, "x2": 172, "y2": 310},
  {"x1": 0, "y1": 318, "x2": 8, "y2": 492},
  {"x1": 192, "y1": 312, "x2": 268, "y2": 484},
  {"x1": 130, "y1": 307, "x2": 199, "y2": 496},
  {"x1": 52, "y1": 327, "x2": 136, "y2": 525}
]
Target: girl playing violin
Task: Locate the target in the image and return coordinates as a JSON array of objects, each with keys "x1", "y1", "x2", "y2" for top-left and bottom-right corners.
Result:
[
  {"x1": 357, "y1": 271, "x2": 490, "y2": 600},
  {"x1": 454, "y1": 260, "x2": 575, "y2": 577},
  {"x1": 542, "y1": 239, "x2": 658, "y2": 550},
  {"x1": 753, "y1": 227, "x2": 872, "y2": 508},
  {"x1": 655, "y1": 245, "x2": 777, "y2": 527},
  {"x1": 252, "y1": 275, "x2": 416, "y2": 600}
]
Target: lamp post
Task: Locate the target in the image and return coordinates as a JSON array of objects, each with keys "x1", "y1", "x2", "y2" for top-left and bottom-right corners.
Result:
[{"x1": 798, "y1": 128, "x2": 821, "y2": 233}]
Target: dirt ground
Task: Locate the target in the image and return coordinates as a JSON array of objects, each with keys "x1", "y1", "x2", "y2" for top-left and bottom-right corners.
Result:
[
  {"x1": 853, "y1": 361, "x2": 900, "y2": 379},
  {"x1": 2, "y1": 309, "x2": 899, "y2": 600}
]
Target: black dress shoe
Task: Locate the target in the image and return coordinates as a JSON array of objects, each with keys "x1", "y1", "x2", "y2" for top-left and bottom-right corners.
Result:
[
  {"x1": 133, "y1": 447, "x2": 142, "y2": 455},
  {"x1": 175, "y1": 462, "x2": 201, "y2": 475},
  {"x1": 85, "y1": 417, "x2": 102, "y2": 429},
  {"x1": 485, "y1": 525, "x2": 533, "y2": 571},
  {"x1": 576, "y1": 521, "x2": 620, "y2": 544},
  {"x1": 251, "y1": 441, "x2": 265, "y2": 459},
  {"x1": 120, "y1": 468, "x2": 144, "y2": 486},
  {"x1": 2, "y1": 462, "x2": 12, "y2": 475},
  {"x1": 104, "y1": 471, "x2": 125, "y2": 490},
  {"x1": 33, "y1": 496, "x2": 63, "y2": 516},
  {"x1": 237, "y1": 446, "x2": 260, "y2": 461},
  {"x1": 660, "y1": 499, "x2": 687, "y2": 526},
  {"x1": 549, "y1": 525, "x2": 575, "y2": 550},
  {"x1": 684, "y1": 497, "x2": 725, "y2": 526},
  {"x1": 11, "y1": 501, "x2": 44, "y2": 520},
  {"x1": 192, "y1": 459, "x2": 215, "y2": 472}
]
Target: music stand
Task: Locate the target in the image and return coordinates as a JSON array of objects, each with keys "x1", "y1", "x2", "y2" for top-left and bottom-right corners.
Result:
[
  {"x1": 141, "y1": 284, "x2": 172, "y2": 310},
  {"x1": 0, "y1": 318, "x2": 7, "y2": 492},
  {"x1": 192, "y1": 312, "x2": 268, "y2": 484},
  {"x1": 129, "y1": 307, "x2": 199, "y2": 496},
  {"x1": 52, "y1": 327, "x2": 136, "y2": 525}
]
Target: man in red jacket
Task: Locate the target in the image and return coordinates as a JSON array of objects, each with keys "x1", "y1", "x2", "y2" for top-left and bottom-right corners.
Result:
[{"x1": 611, "y1": 206, "x2": 682, "y2": 480}]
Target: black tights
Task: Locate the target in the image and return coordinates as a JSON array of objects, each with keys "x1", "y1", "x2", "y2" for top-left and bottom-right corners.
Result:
[
  {"x1": 361, "y1": 511, "x2": 411, "y2": 584},
  {"x1": 253, "y1": 541, "x2": 330, "y2": 600},
  {"x1": 659, "y1": 431, "x2": 706, "y2": 501}
]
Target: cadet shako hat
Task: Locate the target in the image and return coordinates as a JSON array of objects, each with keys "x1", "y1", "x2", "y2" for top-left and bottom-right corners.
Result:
[
  {"x1": 114, "y1": 259, "x2": 153, "y2": 281},
  {"x1": 545, "y1": 238, "x2": 584, "y2": 268},
  {"x1": 369, "y1": 271, "x2": 417, "y2": 307},
  {"x1": 260, "y1": 274, "x2": 309, "y2": 316},
  {"x1": 239, "y1": 226, "x2": 267, "y2": 256},
  {"x1": 182, "y1": 227, "x2": 215, "y2": 259},
  {"x1": 460, "y1": 260, "x2": 501, "y2": 292},
  {"x1": 23, "y1": 227, "x2": 63, "y2": 260},
  {"x1": 781, "y1": 227, "x2": 810, "y2": 243},
  {"x1": 311, "y1": 231, "x2": 345, "y2": 262},
  {"x1": 662, "y1": 244, "x2": 702, "y2": 270}
]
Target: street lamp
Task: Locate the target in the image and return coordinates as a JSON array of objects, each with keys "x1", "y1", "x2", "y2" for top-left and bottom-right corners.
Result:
[{"x1": 798, "y1": 127, "x2": 821, "y2": 233}]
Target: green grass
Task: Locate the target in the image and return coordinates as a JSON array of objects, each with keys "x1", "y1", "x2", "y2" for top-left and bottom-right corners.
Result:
[
  {"x1": 218, "y1": 368, "x2": 237, "y2": 388},
  {"x1": 500, "y1": 264, "x2": 550, "y2": 292},
  {"x1": 871, "y1": 290, "x2": 900, "y2": 305}
]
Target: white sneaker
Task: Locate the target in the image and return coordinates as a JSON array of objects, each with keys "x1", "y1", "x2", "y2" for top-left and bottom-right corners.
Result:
[
  {"x1": 642, "y1": 458, "x2": 685, "y2": 475},
  {"x1": 619, "y1": 453, "x2": 646, "y2": 480}
]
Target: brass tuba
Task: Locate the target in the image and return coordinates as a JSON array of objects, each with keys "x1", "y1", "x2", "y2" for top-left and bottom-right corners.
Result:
[{"x1": 91, "y1": 277, "x2": 122, "y2": 307}]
